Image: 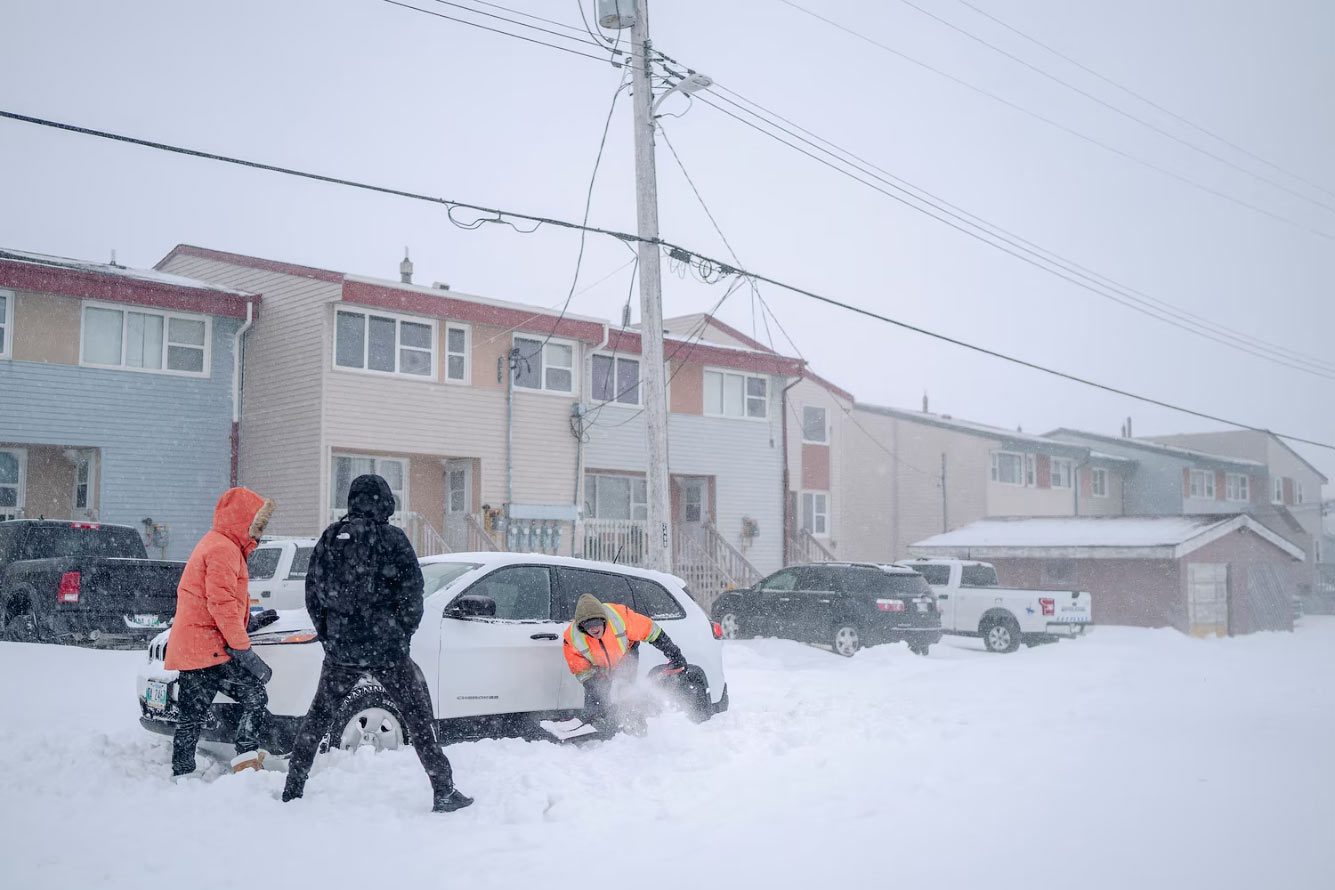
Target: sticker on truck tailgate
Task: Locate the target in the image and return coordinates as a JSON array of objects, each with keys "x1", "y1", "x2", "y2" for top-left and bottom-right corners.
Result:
[{"x1": 124, "y1": 614, "x2": 167, "y2": 628}]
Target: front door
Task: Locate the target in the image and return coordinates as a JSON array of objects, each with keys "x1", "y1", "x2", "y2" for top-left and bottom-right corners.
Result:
[
  {"x1": 443, "y1": 460, "x2": 472, "y2": 552},
  {"x1": 676, "y1": 476, "x2": 710, "y2": 549},
  {"x1": 1187, "y1": 563, "x2": 1229, "y2": 637}
]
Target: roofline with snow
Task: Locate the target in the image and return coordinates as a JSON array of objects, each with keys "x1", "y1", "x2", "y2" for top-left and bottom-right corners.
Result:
[
  {"x1": 157, "y1": 244, "x2": 344, "y2": 283},
  {"x1": 1046, "y1": 428, "x2": 1265, "y2": 470},
  {"x1": 606, "y1": 327, "x2": 804, "y2": 376},
  {"x1": 856, "y1": 403, "x2": 1095, "y2": 459}
]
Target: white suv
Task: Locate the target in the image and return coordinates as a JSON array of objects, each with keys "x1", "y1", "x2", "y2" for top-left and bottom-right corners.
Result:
[{"x1": 137, "y1": 553, "x2": 728, "y2": 753}]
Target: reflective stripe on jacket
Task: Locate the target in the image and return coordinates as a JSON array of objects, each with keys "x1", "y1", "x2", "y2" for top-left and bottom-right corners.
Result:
[{"x1": 563, "y1": 602, "x2": 661, "y2": 681}]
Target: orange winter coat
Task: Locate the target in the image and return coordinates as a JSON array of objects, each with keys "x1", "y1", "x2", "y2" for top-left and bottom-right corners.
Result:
[
  {"x1": 562, "y1": 601, "x2": 662, "y2": 681},
  {"x1": 164, "y1": 488, "x2": 273, "y2": 671}
]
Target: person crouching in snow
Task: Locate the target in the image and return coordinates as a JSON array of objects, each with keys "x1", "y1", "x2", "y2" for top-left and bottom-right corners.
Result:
[
  {"x1": 563, "y1": 593, "x2": 688, "y2": 735},
  {"x1": 164, "y1": 487, "x2": 275, "y2": 778},
  {"x1": 281, "y1": 474, "x2": 472, "y2": 814}
]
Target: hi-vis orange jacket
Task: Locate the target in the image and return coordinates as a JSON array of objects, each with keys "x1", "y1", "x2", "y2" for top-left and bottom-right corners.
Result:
[{"x1": 563, "y1": 602, "x2": 663, "y2": 682}]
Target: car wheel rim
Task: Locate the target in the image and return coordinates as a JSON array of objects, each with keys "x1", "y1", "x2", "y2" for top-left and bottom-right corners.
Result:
[
  {"x1": 834, "y1": 627, "x2": 858, "y2": 656},
  {"x1": 339, "y1": 707, "x2": 403, "y2": 752},
  {"x1": 988, "y1": 626, "x2": 1012, "y2": 650},
  {"x1": 720, "y1": 613, "x2": 740, "y2": 640}
]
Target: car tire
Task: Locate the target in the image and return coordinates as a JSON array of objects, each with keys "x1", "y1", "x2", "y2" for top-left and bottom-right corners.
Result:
[
  {"x1": 2, "y1": 594, "x2": 44, "y2": 643},
  {"x1": 330, "y1": 686, "x2": 410, "y2": 753},
  {"x1": 831, "y1": 622, "x2": 861, "y2": 657},
  {"x1": 908, "y1": 642, "x2": 931, "y2": 656},
  {"x1": 716, "y1": 609, "x2": 747, "y2": 641},
  {"x1": 982, "y1": 616, "x2": 1021, "y2": 654}
]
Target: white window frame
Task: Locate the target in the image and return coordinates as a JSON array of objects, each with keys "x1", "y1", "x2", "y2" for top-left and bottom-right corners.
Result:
[
  {"x1": 1272, "y1": 476, "x2": 1285, "y2": 504},
  {"x1": 703, "y1": 368, "x2": 769, "y2": 420},
  {"x1": 79, "y1": 300, "x2": 212, "y2": 377},
  {"x1": 1225, "y1": 473, "x2": 1250, "y2": 503},
  {"x1": 1050, "y1": 458, "x2": 1073, "y2": 489},
  {"x1": 1091, "y1": 468, "x2": 1109, "y2": 498},
  {"x1": 990, "y1": 451, "x2": 1026, "y2": 486},
  {"x1": 330, "y1": 453, "x2": 409, "y2": 519},
  {"x1": 1189, "y1": 469, "x2": 1215, "y2": 500},
  {"x1": 333, "y1": 306, "x2": 436, "y2": 379},
  {"x1": 801, "y1": 406, "x2": 828, "y2": 444},
  {"x1": 584, "y1": 473, "x2": 647, "y2": 520},
  {"x1": 1295, "y1": 481, "x2": 1305, "y2": 505},
  {"x1": 800, "y1": 490, "x2": 829, "y2": 538},
  {"x1": 513, "y1": 335, "x2": 577, "y2": 395},
  {"x1": 0, "y1": 288, "x2": 13, "y2": 360},
  {"x1": 590, "y1": 352, "x2": 642, "y2": 406},
  {"x1": 444, "y1": 323, "x2": 471, "y2": 385},
  {"x1": 0, "y1": 447, "x2": 27, "y2": 520}
]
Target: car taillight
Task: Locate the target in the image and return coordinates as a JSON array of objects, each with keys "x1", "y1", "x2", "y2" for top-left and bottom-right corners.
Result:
[
  {"x1": 1040, "y1": 598, "x2": 1055, "y2": 616},
  {"x1": 876, "y1": 599, "x2": 905, "y2": 612},
  {"x1": 57, "y1": 572, "x2": 81, "y2": 603},
  {"x1": 69, "y1": 522, "x2": 100, "y2": 529},
  {"x1": 711, "y1": 622, "x2": 723, "y2": 640}
]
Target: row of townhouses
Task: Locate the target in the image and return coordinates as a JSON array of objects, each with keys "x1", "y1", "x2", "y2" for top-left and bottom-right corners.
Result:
[{"x1": 2, "y1": 245, "x2": 1329, "y2": 635}]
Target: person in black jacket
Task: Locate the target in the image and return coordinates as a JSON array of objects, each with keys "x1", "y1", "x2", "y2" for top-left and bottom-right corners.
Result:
[{"x1": 281, "y1": 474, "x2": 473, "y2": 813}]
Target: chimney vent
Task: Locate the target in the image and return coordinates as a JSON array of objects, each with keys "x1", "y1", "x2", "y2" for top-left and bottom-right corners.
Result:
[{"x1": 399, "y1": 248, "x2": 413, "y2": 284}]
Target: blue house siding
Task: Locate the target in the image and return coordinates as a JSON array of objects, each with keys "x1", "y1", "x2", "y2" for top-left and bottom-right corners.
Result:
[{"x1": 0, "y1": 317, "x2": 240, "y2": 559}]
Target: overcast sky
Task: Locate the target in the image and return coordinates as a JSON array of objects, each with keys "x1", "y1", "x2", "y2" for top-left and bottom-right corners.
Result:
[{"x1": 3, "y1": 0, "x2": 1332, "y2": 499}]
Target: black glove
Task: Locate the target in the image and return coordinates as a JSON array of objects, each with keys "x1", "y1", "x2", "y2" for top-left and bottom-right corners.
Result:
[
  {"x1": 226, "y1": 646, "x2": 273, "y2": 684},
  {"x1": 246, "y1": 609, "x2": 279, "y2": 633},
  {"x1": 650, "y1": 630, "x2": 688, "y2": 672}
]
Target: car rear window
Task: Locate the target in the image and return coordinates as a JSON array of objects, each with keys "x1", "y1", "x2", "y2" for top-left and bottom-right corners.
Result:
[
  {"x1": 844, "y1": 568, "x2": 931, "y2": 596},
  {"x1": 910, "y1": 564, "x2": 951, "y2": 586},
  {"x1": 246, "y1": 547, "x2": 281, "y2": 580},
  {"x1": 629, "y1": 577, "x2": 686, "y2": 620},
  {"x1": 17, "y1": 525, "x2": 147, "y2": 560},
  {"x1": 960, "y1": 565, "x2": 999, "y2": 587},
  {"x1": 288, "y1": 547, "x2": 313, "y2": 579}
]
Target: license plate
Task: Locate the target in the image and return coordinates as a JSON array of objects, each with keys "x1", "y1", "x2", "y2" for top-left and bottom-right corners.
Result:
[
  {"x1": 124, "y1": 614, "x2": 165, "y2": 629},
  {"x1": 915, "y1": 602, "x2": 929, "y2": 613},
  {"x1": 146, "y1": 680, "x2": 169, "y2": 710}
]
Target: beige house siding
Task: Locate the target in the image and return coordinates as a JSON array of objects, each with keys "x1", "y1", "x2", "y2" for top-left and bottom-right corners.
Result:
[
  {"x1": 1077, "y1": 464, "x2": 1126, "y2": 515},
  {"x1": 11, "y1": 290, "x2": 81, "y2": 365},
  {"x1": 158, "y1": 254, "x2": 334, "y2": 537},
  {"x1": 785, "y1": 378, "x2": 849, "y2": 556},
  {"x1": 987, "y1": 476, "x2": 1076, "y2": 516}
]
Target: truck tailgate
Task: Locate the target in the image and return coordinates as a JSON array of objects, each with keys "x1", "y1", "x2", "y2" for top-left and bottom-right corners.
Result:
[{"x1": 1048, "y1": 590, "x2": 1092, "y2": 624}]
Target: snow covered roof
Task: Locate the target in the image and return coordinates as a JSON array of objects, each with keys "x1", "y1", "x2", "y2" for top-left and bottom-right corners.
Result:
[
  {"x1": 0, "y1": 248, "x2": 253, "y2": 295},
  {"x1": 855, "y1": 404, "x2": 1105, "y2": 459},
  {"x1": 909, "y1": 514, "x2": 1305, "y2": 561},
  {"x1": 1047, "y1": 428, "x2": 1264, "y2": 469}
]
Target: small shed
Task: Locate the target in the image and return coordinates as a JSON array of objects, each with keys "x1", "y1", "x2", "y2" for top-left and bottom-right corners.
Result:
[{"x1": 909, "y1": 515, "x2": 1304, "y2": 635}]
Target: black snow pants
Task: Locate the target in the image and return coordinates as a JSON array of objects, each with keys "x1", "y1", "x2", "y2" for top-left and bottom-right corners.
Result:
[
  {"x1": 284, "y1": 656, "x2": 454, "y2": 795},
  {"x1": 171, "y1": 660, "x2": 268, "y2": 776}
]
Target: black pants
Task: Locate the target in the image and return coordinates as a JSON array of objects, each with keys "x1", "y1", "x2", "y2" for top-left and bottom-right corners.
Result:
[
  {"x1": 285, "y1": 656, "x2": 454, "y2": 794},
  {"x1": 171, "y1": 660, "x2": 268, "y2": 776}
]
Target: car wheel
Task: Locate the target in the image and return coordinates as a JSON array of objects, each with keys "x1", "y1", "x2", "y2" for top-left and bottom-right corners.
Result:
[
  {"x1": 332, "y1": 686, "x2": 408, "y2": 753},
  {"x1": 717, "y1": 610, "x2": 746, "y2": 640},
  {"x1": 3, "y1": 597, "x2": 43, "y2": 643},
  {"x1": 982, "y1": 616, "x2": 1021, "y2": 654},
  {"x1": 908, "y1": 642, "x2": 930, "y2": 656},
  {"x1": 832, "y1": 622, "x2": 861, "y2": 657}
]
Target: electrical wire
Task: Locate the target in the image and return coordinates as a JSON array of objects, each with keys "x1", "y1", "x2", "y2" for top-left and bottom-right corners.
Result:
[
  {"x1": 7, "y1": 107, "x2": 1332, "y2": 452},
  {"x1": 468, "y1": 0, "x2": 593, "y2": 36},
  {"x1": 893, "y1": 0, "x2": 1335, "y2": 215},
  {"x1": 773, "y1": 0, "x2": 1335, "y2": 242},
  {"x1": 951, "y1": 0, "x2": 1335, "y2": 204},
  {"x1": 379, "y1": 0, "x2": 616, "y2": 65}
]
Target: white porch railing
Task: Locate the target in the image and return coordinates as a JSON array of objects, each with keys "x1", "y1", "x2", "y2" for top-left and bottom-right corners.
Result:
[
  {"x1": 326, "y1": 510, "x2": 450, "y2": 557},
  {"x1": 788, "y1": 527, "x2": 837, "y2": 565},
  {"x1": 582, "y1": 518, "x2": 648, "y2": 565}
]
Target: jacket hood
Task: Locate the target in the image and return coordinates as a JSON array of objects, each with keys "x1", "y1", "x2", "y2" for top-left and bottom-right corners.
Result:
[
  {"x1": 573, "y1": 594, "x2": 606, "y2": 629},
  {"x1": 212, "y1": 488, "x2": 272, "y2": 553},
  {"x1": 347, "y1": 474, "x2": 396, "y2": 523}
]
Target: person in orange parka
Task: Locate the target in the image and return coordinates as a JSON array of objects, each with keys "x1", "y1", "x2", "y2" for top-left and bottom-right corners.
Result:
[{"x1": 164, "y1": 487, "x2": 275, "y2": 778}]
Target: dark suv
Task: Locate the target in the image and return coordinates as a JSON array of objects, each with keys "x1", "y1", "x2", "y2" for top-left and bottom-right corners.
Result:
[{"x1": 711, "y1": 563, "x2": 942, "y2": 657}]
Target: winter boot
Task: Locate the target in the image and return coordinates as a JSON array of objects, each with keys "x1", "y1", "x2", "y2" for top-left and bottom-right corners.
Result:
[
  {"x1": 281, "y1": 774, "x2": 305, "y2": 802},
  {"x1": 432, "y1": 788, "x2": 474, "y2": 813},
  {"x1": 231, "y1": 750, "x2": 266, "y2": 773}
]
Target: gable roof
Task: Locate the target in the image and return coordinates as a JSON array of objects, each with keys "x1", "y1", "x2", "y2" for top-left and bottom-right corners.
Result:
[
  {"x1": 909, "y1": 514, "x2": 1305, "y2": 561},
  {"x1": 156, "y1": 244, "x2": 343, "y2": 283},
  {"x1": 1047, "y1": 428, "x2": 1264, "y2": 470},
  {"x1": 858, "y1": 404, "x2": 1124, "y2": 461}
]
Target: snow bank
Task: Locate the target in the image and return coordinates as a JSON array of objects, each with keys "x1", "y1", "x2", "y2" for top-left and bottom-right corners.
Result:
[{"x1": 1, "y1": 623, "x2": 1332, "y2": 889}]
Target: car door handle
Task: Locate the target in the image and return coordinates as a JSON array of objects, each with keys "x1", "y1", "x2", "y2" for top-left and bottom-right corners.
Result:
[
  {"x1": 530, "y1": 633, "x2": 559, "y2": 641},
  {"x1": 818, "y1": 599, "x2": 831, "y2": 603}
]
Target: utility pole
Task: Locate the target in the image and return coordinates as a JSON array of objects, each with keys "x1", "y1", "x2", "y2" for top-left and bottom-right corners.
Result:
[{"x1": 629, "y1": 3, "x2": 671, "y2": 572}]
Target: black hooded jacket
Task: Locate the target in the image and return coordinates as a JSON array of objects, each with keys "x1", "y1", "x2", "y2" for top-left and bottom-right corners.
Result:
[{"x1": 305, "y1": 474, "x2": 426, "y2": 666}]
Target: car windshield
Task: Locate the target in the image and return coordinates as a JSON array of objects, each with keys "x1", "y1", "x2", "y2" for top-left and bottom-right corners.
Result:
[{"x1": 421, "y1": 561, "x2": 481, "y2": 596}]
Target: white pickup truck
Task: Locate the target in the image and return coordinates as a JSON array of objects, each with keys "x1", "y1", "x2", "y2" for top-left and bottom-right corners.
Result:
[
  {"x1": 244, "y1": 537, "x2": 317, "y2": 612},
  {"x1": 897, "y1": 558, "x2": 1092, "y2": 653}
]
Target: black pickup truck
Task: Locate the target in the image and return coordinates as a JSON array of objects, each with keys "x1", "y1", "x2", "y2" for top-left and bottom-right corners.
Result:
[{"x1": 0, "y1": 520, "x2": 184, "y2": 646}]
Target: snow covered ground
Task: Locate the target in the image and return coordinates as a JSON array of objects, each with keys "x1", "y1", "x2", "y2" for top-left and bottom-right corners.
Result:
[{"x1": 2, "y1": 622, "x2": 1333, "y2": 889}]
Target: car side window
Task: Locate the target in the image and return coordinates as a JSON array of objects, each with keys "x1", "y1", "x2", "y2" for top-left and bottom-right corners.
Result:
[
  {"x1": 288, "y1": 547, "x2": 313, "y2": 580},
  {"x1": 246, "y1": 547, "x2": 281, "y2": 581},
  {"x1": 798, "y1": 567, "x2": 838, "y2": 591},
  {"x1": 911, "y1": 564, "x2": 951, "y2": 586},
  {"x1": 760, "y1": 570, "x2": 798, "y2": 591},
  {"x1": 462, "y1": 566, "x2": 553, "y2": 621},
  {"x1": 553, "y1": 567, "x2": 635, "y2": 622},
  {"x1": 628, "y1": 577, "x2": 686, "y2": 620}
]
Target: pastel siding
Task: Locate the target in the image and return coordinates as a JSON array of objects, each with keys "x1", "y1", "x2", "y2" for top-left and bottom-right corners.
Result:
[{"x1": 784, "y1": 378, "x2": 849, "y2": 556}]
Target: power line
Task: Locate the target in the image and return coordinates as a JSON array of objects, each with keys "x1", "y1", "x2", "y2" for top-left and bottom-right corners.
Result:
[
  {"x1": 952, "y1": 0, "x2": 1335, "y2": 204},
  {"x1": 773, "y1": 0, "x2": 1335, "y2": 242},
  {"x1": 5, "y1": 108, "x2": 1331, "y2": 452},
  {"x1": 379, "y1": 0, "x2": 616, "y2": 65},
  {"x1": 468, "y1": 0, "x2": 593, "y2": 36},
  {"x1": 893, "y1": 0, "x2": 1335, "y2": 215},
  {"x1": 685, "y1": 83, "x2": 1335, "y2": 380}
]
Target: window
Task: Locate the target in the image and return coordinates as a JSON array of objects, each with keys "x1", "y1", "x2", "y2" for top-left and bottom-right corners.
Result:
[
  {"x1": 991, "y1": 452, "x2": 1025, "y2": 486},
  {"x1": 960, "y1": 564, "x2": 1000, "y2": 587},
  {"x1": 1226, "y1": 473, "x2": 1250, "y2": 502},
  {"x1": 334, "y1": 309, "x2": 434, "y2": 377},
  {"x1": 553, "y1": 567, "x2": 634, "y2": 621},
  {"x1": 514, "y1": 336, "x2": 574, "y2": 393},
  {"x1": 1050, "y1": 458, "x2": 1072, "y2": 489},
  {"x1": 1091, "y1": 468, "x2": 1109, "y2": 498},
  {"x1": 760, "y1": 569, "x2": 799, "y2": 591},
  {"x1": 1295, "y1": 481, "x2": 1305, "y2": 504},
  {"x1": 0, "y1": 289, "x2": 11, "y2": 358},
  {"x1": 703, "y1": 369, "x2": 767, "y2": 419},
  {"x1": 591, "y1": 354, "x2": 640, "y2": 405},
  {"x1": 0, "y1": 448, "x2": 26, "y2": 518},
  {"x1": 246, "y1": 547, "x2": 282, "y2": 581},
  {"x1": 1272, "y1": 476, "x2": 1284, "y2": 504},
  {"x1": 628, "y1": 577, "x2": 686, "y2": 620},
  {"x1": 332, "y1": 454, "x2": 407, "y2": 516},
  {"x1": 1189, "y1": 469, "x2": 1215, "y2": 499},
  {"x1": 841, "y1": 568, "x2": 931, "y2": 597},
  {"x1": 421, "y1": 561, "x2": 482, "y2": 596},
  {"x1": 584, "y1": 474, "x2": 647, "y2": 520},
  {"x1": 801, "y1": 491, "x2": 829, "y2": 537},
  {"x1": 80, "y1": 302, "x2": 210, "y2": 376},
  {"x1": 73, "y1": 456, "x2": 90, "y2": 510},
  {"x1": 288, "y1": 547, "x2": 314, "y2": 580},
  {"x1": 445, "y1": 324, "x2": 470, "y2": 383},
  {"x1": 464, "y1": 566, "x2": 553, "y2": 621},
  {"x1": 802, "y1": 406, "x2": 827, "y2": 443},
  {"x1": 911, "y1": 564, "x2": 951, "y2": 586},
  {"x1": 798, "y1": 566, "x2": 841, "y2": 591}
]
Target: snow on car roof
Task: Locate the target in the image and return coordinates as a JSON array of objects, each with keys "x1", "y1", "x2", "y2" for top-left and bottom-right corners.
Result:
[{"x1": 418, "y1": 551, "x2": 687, "y2": 587}]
